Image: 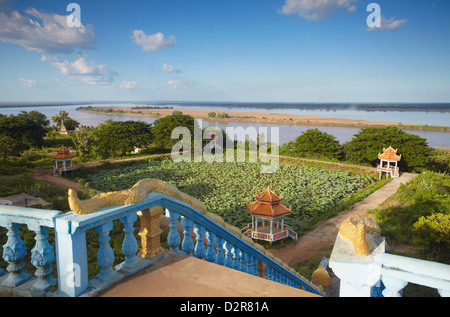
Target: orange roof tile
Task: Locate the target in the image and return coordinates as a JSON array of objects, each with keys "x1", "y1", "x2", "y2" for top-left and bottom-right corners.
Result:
[
  {"x1": 255, "y1": 186, "x2": 282, "y2": 202},
  {"x1": 247, "y1": 186, "x2": 291, "y2": 219},
  {"x1": 378, "y1": 146, "x2": 401, "y2": 161},
  {"x1": 52, "y1": 145, "x2": 75, "y2": 160}
]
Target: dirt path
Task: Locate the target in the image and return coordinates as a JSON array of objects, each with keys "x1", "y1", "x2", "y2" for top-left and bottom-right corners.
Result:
[{"x1": 270, "y1": 172, "x2": 418, "y2": 266}]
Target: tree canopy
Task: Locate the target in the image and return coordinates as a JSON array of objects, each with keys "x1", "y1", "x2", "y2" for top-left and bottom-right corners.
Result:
[
  {"x1": 92, "y1": 120, "x2": 153, "y2": 158},
  {"x1": 342, "y1": 126, "x2": 431, "y2": 172},
  {"x1": 152, "y1": 114, "x2": 199, "y2": 149},
  {"x1": 0, "y1": 112, "x2": 48, "y2": 157},
  {"x1": 51, "y1": 110, "x2": 80, "y2": 130},
  {"x1": 280, "y1": 128, "x2": 341, "y2": 160}
]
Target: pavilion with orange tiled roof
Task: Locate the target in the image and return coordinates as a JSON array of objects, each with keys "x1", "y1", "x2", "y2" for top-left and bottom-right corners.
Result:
[
  {"x1": 52, "y1": 145, "x2": 76, "y2": 176},
  {"x1": 377, "y1": 146, "x2": 401, "y2": 179},
  {"x1": 242, "y1": 186, "x2": 297, "y2": 242}
]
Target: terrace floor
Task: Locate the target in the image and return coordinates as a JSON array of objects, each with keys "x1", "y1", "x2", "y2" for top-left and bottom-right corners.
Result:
[{"x1": 98, "y1": 250, "x2": 319, "y2": 297}]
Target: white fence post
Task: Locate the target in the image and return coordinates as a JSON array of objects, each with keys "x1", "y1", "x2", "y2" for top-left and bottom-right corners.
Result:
[{"x1": 329, "y1": 232, "x2": 386, "y2": 297}]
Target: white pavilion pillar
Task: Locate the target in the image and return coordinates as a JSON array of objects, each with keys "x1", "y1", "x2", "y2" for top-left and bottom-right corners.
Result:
[{"x1": 270, "y1": 219, "x2": 273, "y2": 235}]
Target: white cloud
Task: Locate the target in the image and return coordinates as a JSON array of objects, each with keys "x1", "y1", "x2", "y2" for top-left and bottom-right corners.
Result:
[
  {"x1": 132, "y1": 30, "x2": 176, "y2": 52},
  {"x1": 41, "y1": 55, "x2": 117, "y2": 85},
  {"x1": 0, "y1": 8, "x2": 97, "y2": 54},
  {"x1": 367, "y1": 16, "x2": 408, "y2": 31},
  {"x1": 18, "y1": 77, "x2": 39, "y2": 88},
  {"x1": 162, "y1": 63, "x2": 181, "y2": 73},
  {"x1": 167, "y1": 78, "x2": 193, "y2": 89},
  {"x1": 119, "y1": 80, "x2": 139, "y2": 90},
  {"x1": 280, "y1": 0, "x2": 357, "y2": 20}
]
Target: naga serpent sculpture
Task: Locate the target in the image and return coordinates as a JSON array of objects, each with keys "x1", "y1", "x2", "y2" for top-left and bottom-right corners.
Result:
[
  {"x1": 68, "y1": 178, "x2": 235, "y2": 236},
  {"x1": 338, "y1": 215, "x2": 381, "y2": 255}
]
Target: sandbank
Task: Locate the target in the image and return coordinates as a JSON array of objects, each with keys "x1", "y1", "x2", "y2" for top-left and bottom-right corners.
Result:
[{"x1": 78, "y1": 106, "x2": 450, "y2": 131}]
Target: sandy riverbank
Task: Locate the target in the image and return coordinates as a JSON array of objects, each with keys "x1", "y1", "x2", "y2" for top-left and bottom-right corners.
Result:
[{"x1": 78, "y1": 107, "x2": 450, "y2": 131}]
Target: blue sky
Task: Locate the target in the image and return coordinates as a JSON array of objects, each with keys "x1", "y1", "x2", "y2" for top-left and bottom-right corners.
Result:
[{"x1": 0, "y1": 0, "x2": 449, "y2": 103}]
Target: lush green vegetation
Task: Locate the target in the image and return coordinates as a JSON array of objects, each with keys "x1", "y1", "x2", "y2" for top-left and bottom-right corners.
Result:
[
  {"x1": 281, "y1": 126, "x2": 450, "y2": 174},
  {"x1": 79, "y1": 159, "x2": 376, "y2": 233},
  {"x1": 0, "y1": 174, "x2": 70, "y2": 211},
  {"x1": 280, "y1": 128, "x2": 341, "y2": 161},
  {"x1": 369, "y1": 172, "x2": 450, "y2": 264},
  {"x1": 342, "y1": 126, "x2": 431, "y2": 172},
  {"x1": 1, "y1": 109, "x2": 450, "y2": 285}
]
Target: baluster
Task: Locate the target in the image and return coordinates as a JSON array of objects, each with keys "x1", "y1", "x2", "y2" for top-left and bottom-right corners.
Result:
[
  {"x1": 28, "y1": 224, "x2": 56, "y2": 292},
  {"x1": 181, "y1": 216, "x2": 194, "y2": 255},
  {"x1": 165, "y1": 209, "x2": 181, "y2": 252},
  {"x1": 232, "y1": 247, "x2": 240, "y2": 270},
  {"x1": 205, "y1": 231, "x2": 216, "y2": 262},
  {"x1": 381, "y1": 276, "x2": 407, "y2": 297},
  {"x1": 214, "y1": 236, "x2": 225, "y2": 265},
  {"x1": 95, "y1": 222, "x2": 119, "y2": 281},
  {"x1": 193, "y1": 224, "x2": 206, "y2": 259},
  {"x1": 248, "y1": 255, "x2": 258, "y2": 276},
  {"x1": 223, "y1": 241, "x2": 233, "y2": 268},
  {"x1": 116, "y1": 214, "x2": 139, "y2": 273},
  {"x1": 272, "y1": 269, "x2": 279, "y2": 282},
  {"x1": 237, "y1": 249, "x2": 246, "y2": 272},
  {"x1": 241, "y1": 252, "x2": 250, "y2": 273},
  {"x1": 265, "y1": 266, "x2": 274, "y2": 281},
  {"x1": 2, "y1": 223, "x2": 31, "y2": 287}
]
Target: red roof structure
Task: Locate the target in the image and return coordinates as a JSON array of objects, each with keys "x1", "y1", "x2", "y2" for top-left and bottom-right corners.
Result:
[
  {"x1": 247, "y1": 186, "x2": 291, "y2": 219},
  {"x1": 52, "y1": 146, "x2": 75, "y2": 160},
  {"x1": 242, "y1": 186, "x2": 297, "y2": 242},
  {"x1": 377, "y1": 146, "x2": 401, "y2": 179},
  {"x1": 378, "y1": 146, "x2": 401, "y2": 162},
  {"x1": 52, "y1": 146, "x2": 76, "y2": 176}
]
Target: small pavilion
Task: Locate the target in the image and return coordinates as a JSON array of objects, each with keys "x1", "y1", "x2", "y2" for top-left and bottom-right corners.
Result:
[
  {"x1": 377, "y1": 146, "x2": 401, "y2": 179},
  {"x1": 52, "y1": 145, "x2": 76, "y2": 176},
  {"x1": 242, "y1": 186, "x2": 297, "y2": 242}
]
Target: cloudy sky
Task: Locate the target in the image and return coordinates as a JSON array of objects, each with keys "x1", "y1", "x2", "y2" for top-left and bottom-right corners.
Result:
[{"x1": 0, "y1": 0, "x2": 449, "y2": 103}]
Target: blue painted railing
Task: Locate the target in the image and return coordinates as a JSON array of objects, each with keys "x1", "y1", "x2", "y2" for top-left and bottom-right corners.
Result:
[{"x1": 0, "y1": 192, "x2": 323, "y2": 297}]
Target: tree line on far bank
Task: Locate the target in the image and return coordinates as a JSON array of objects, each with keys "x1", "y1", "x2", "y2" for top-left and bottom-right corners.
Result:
[{"x1": 0, "y1": 110, "x2": 449, "y2": 174}]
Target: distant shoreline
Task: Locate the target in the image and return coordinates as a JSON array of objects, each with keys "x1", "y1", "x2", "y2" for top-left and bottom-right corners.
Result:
[
  {"x1": 1, "y1": 102, "x2": 450, "y2": 112},
  {"x1": 77, "y1": 106, "x2": 450, "y2": 132}
]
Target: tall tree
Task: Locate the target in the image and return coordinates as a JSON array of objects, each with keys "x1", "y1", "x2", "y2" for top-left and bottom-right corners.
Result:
[
  {"x1": 342, "y1": 126, "x2": 431, "y2": 172},
  {"x1": 152, "y1": 114, "x2": 198, "y2": 149},
  {"x1": 280, "y1": 128, "x2": 341, "y2": 160},
  {"x1": 51, "y1": 110, "x2": 70, "y2": 127},
  {"x1": 92, "y1": 120, "x2": 153, "y2": 158},
  {"x1": 0, "y1": 114, "x2": 47, "y2": 147}
]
